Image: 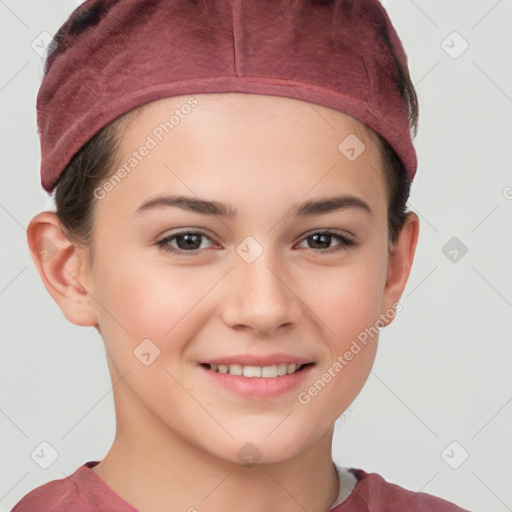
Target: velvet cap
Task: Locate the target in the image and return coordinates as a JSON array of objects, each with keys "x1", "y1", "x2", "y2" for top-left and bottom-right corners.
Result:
[{"x1": 37, "y1": 0, "x2": 418, "y2": 193}]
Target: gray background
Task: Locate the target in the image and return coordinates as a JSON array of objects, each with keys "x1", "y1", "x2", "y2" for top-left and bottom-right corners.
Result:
[{"x1": 1, "y1": 1, "x2": 511, "y2": 511}]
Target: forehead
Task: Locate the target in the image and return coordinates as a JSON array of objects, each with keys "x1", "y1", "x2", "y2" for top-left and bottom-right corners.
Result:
[
  {"x1": 126, "y1": 92, "x2": 373, "y2": 139},
  {"x1": 100, "y1": 93, "x2": 386, "y2": 220}
]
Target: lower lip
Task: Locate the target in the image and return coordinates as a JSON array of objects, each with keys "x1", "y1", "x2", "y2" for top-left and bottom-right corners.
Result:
[{"x1": 199, "y1": 364, "x2": 314, "y2": 398}]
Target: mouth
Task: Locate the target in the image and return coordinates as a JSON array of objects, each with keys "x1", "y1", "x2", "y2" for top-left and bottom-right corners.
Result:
[
  {"x1": 200, "y1": 362, "x2": 314, "y2": 378},
  {"x1": 198, "y1": 361, "x2": 315, "y2": 398}
]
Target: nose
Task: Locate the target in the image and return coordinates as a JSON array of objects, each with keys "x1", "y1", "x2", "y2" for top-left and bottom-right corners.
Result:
[{"x1": 220, "y1": 248, "x2": 303, "y2": 337}]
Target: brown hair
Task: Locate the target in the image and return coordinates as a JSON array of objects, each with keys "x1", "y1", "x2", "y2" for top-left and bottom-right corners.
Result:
[{"x1": 50, "y1": 0, "x2": 419, "y2": 261}]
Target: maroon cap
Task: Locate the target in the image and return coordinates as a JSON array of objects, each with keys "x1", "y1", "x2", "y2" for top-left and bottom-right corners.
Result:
[{"x1": 37, "y1": 0, "x2": 417, "y2": 193}]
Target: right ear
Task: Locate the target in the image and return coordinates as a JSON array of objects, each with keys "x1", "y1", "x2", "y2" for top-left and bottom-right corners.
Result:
[{"x1": 26, "y1": 211, "x2": 98, "y2": 327}]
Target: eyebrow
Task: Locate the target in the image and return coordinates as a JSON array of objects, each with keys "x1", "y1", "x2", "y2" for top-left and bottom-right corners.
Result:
[{"x1": 133, "y1": 194, "x2": 372, "y2": 218}]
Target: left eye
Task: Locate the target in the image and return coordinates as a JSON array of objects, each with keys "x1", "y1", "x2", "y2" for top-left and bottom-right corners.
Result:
[{"x1": 297, "y1": 231, "x2": 355, "y2": 252}]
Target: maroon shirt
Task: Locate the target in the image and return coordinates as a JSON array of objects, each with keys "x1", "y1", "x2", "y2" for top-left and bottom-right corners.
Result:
[{"x1": 11, "y1": 461, "x2": 467, "y2": 511}]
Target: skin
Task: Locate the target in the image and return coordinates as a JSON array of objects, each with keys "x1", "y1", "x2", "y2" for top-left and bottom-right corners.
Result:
[{"x1": 27, "y1": 93, "x2": 419, "y2": 512}]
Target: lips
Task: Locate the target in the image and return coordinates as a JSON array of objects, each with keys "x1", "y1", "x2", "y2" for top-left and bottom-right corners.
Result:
[{"x1": 197, "y1": 352, "x2": 315, "y2": 397}]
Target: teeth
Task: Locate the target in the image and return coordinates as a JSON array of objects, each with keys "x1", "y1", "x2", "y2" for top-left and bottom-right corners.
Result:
[
  {"x1": 243, "y1": 365, "x2": 261, "y2": 378},
  {"x1": 261, "y1": 365, "x2": 278, "y2": 378},
  {"x1": 229, "y1": 364, "x2": 243, "y2": 376},
  {"x1": 277, "y1": 363, "x2": 288, "y2": 376},
  {"x1": 207, "y1": 362, "x2": 306, "y2": 377}
]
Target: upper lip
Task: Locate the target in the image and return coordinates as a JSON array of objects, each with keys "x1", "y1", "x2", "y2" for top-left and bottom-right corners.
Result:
[{"x1": 200, "y1": 353, "x2": 314, "y2": 367}]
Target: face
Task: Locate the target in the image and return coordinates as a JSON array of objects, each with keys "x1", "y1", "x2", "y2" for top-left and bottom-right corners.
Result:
[{"x1": 71, "y1": 93, "x2": 411, "y2": 464}]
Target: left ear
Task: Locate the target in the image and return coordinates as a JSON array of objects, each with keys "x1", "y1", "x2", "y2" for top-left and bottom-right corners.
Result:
[{"x1": 379, "y1": 212, "x2": 419, "y2": 326}]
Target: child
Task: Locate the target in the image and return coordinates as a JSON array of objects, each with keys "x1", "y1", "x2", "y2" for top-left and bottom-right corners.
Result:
[{"x1": 13, "y1": 0, "x2": 468, "y2": 510}]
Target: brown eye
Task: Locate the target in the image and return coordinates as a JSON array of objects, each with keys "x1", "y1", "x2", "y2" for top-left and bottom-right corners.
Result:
[
  {"x1": 297, "y1": 231, "x2": 355, "y2": 252},
  {"x1": 156, "y1": 229, "x2": 214, "y2": 255}
]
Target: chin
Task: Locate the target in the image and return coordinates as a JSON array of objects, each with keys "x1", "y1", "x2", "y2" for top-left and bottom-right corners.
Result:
[{"x1": 201, "y1": 424, "x2": 322, "y2": 467}]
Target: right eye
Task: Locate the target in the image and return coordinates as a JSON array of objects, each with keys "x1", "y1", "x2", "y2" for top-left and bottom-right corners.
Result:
[{"x1": 156, "y1": 229, "x2": 216, "y2": 256}]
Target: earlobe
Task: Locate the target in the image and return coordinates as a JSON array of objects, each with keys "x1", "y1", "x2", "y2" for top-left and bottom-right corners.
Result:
[
  {"x1": 26, "y1": 211, "x2": 98, "y2": 327},
  {"x1": 380, "y1": 212, "x2": 420, "y2": 326}
]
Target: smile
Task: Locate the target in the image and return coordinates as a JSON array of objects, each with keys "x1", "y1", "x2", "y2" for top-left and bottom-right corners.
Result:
[
  {"x1": 199, "y1": 361, "x2": 315, "y2": 398},
  {"x1": 202, "y1": 362, "x2": 312, "y2": 378}
]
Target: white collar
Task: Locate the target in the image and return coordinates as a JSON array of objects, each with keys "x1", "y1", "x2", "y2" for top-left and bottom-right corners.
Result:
[{"x1": 329, "y1": 465, "x2": 358, "y2": 509}]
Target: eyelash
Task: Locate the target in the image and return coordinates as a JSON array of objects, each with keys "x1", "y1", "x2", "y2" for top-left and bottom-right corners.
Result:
[{"x1": 156, "y1": 228, "x2": 356, "y2": 256}]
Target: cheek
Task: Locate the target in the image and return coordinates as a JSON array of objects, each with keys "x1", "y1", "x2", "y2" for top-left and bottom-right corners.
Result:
[
  {"x1": 294, "y1": 250, "x2": 387, "y2": 411},
  {"x1": 307, "y1": 253, "x2": 387, "y2": 346},
  {"x1": 91, "y1": 248, "x2": 220, "y2": 358}
]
